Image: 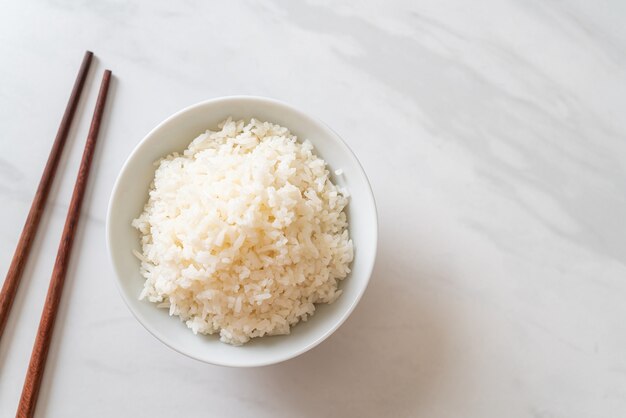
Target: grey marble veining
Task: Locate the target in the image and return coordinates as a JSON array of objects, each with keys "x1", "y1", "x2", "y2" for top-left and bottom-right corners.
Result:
[{"x1": 1, "y1": 0, "x2": 625, "y2": 417}]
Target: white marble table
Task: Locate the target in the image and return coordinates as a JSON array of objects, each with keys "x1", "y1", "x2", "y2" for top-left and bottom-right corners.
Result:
[{"x1": 1, "y1": 1, "x2": 625, "y2": 417}]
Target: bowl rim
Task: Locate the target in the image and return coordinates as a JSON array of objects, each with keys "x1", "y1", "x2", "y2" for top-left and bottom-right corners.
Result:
[{"x1": 106, "y1": 95, "x2": 378, "y2": 367}]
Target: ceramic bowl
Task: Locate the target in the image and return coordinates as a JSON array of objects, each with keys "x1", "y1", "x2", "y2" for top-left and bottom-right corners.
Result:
[{"x1": 106, "y1": 96, "x2": 377, "y2": 367}]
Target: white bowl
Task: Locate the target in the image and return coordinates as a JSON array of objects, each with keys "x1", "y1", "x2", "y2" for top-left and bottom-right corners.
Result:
[{"x1": 106, "y1": 96, "x2": 377, "y2": 367}]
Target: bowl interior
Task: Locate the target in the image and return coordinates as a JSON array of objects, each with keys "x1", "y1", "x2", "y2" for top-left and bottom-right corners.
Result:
[{"x1": 107, "y1": 97, "x2": 377, "y2": 367}]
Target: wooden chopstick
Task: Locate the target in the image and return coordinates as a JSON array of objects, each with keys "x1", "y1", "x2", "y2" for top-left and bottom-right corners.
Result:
[
  {"x1": 16, "y1": 69, "x2": 112, "y2": 418},
  {"x1": 0, "y1": 51, "x2": 93, "y2": 341}
]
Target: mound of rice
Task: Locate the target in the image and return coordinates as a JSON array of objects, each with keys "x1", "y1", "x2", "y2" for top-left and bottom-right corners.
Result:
[{"x1": 132, "y1": 118, "x2": 353, "y2": 345}]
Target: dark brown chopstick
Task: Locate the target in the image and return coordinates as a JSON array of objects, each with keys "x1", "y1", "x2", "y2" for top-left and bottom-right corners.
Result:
[
  {"x1": 16, "y1": 69, "x2": 112, "y2": 418},
  {"x1": 0, "y1": 51, "x2": 93, "y2": 342}
]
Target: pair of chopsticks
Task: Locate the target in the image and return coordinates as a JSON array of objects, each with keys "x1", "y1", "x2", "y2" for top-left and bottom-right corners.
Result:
[{"x1": 0, "y1": 51, "x2": 111, "y2": 418}]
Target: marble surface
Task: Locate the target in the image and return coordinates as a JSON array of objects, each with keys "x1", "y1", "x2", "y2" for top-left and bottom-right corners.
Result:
[{"x1": 1, "y1": 0, "x2": 625, "y2": 416}]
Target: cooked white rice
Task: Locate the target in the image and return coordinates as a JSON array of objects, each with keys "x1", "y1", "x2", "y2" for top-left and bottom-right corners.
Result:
[{"x1": 132, "y1": 118, "x2": 353, "y2": 345}]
